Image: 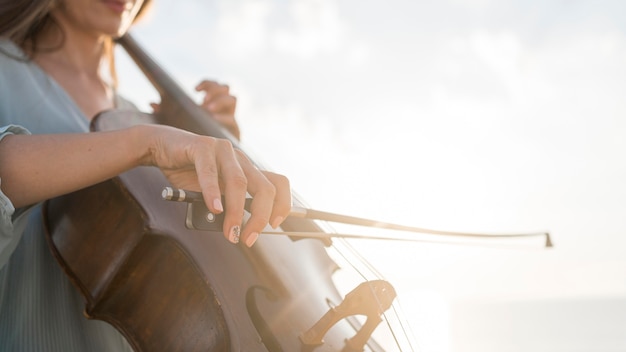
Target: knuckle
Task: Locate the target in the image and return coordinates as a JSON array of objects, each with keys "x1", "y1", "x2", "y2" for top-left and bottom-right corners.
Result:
[
  {"x1": 260, "y1": 181, "x2": 277, "y2": 199},
  {"x1": 234, "y1": 148, "x2": 246, "y2": 158},
  {"x1": 196, "y1": 135, "x2": 217, "y2": 150},
  {"x1": 275, "y1": 173, "x2": 290, "y2": 189},
  {"x1": 229, "y1": 173, "x2": 248, "y2": 189},
  {"x1": 265, "y1": 171, "x2": 290, "y2": 189},
  {"x1": 214, "y1": 137, "x2": 234, "y2": 151},
  {"x1": 251, "y1": 178, "x2": 277, "y2": 204},
  {"x1": 251, "y1": 211, "x2": 271, "y2": 225}
]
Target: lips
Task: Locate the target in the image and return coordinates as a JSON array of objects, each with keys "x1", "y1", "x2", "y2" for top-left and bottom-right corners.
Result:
[{"x1": 101, "y1": 0, "x2": 131, "y2": 14}]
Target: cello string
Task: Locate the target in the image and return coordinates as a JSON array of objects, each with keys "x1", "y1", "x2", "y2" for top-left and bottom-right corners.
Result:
[
  {"x1": 342, "y1": 238, "x2": 419, "y2": 352},
  {"x1": 162, "y1": 186, "x2": 417, "y2": 349},
  {"x1": 306, "y1": 212, "x2": 411, "y2": 350},
  {"x1": 163, "y1": 187, "x2": 545, "y2": 348},
  {"x1": 328, "y1": 237, "x2": 415, "y2": 351}
]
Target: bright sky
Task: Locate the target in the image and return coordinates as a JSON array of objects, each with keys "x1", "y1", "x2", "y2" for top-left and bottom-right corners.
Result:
[{"x1": 117, "y1": 1, "x2": 626, "y2": 351}]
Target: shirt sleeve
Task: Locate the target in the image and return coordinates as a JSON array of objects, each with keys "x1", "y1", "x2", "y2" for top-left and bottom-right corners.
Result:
[{"x1": 0, "y1": 124, "x2": 31, "y2": 269}]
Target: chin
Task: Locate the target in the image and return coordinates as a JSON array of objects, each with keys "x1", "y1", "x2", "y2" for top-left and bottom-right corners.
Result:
[{"x1": 95, "y1": 19, "x2": 128, "y2": 38}]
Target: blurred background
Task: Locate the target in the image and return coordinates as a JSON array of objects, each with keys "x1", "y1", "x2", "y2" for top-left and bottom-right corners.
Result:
[{"x1": 117, "y1": 1, "x2": 626, "y2": 351}]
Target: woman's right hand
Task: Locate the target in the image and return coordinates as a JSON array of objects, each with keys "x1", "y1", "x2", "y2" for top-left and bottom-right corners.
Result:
[
  {"x1": 0, "y1": 124, "x2": 290, "y2": 247},
  {"x1": 140, "y1": 124, "x2": 291, "y2": 247}
]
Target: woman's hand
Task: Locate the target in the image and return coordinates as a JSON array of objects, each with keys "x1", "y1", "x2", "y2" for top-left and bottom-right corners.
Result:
[
  {"x1": 151, "y1": 79, "x2": 241, "y2": 140},
  {"x1": 143, "y1": 125, "x2": 289, "y2": 246},
  {"x1": 0, "y1": 125, "x2": 289, "y2": 247},
  {"x1": 194, "y1": 80, "x2": 240, "y2": 140}
]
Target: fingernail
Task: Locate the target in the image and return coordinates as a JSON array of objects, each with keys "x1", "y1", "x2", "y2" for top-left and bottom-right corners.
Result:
[
  {"x1": 271, "y1": 216, "x2": 284, "y2": 229},
  {"x1": 229, "y1": 226, "x2": 240, "y2": 244},
  {"x1": 246, "y1": 232, "x2": 259, "y2": 247},
  {"x1": 213, "y1": 198, "x2": 224, "y2": 213}
]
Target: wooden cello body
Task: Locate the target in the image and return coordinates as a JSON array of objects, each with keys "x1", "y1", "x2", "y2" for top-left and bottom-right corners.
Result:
[{"x1": 43, "y1": 35, "x2": 401, "y2": 351}]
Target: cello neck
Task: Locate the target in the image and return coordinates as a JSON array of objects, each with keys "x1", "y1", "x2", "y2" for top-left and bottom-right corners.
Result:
[{"x1": 116, "y1": 34, "x2": 237, "y2": 143}]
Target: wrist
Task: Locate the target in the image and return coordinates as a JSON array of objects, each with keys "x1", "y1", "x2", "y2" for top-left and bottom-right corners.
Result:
[{"x1": 129, "y1": 124, "x2": 157, "y2": 167}]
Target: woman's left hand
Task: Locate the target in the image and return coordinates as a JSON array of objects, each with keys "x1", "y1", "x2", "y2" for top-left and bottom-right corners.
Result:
[
  {"x1": 195, "y1": 80, "x2": 240, "y2": 140},
  {"x1": 151, "y1": 79, "x2": 241, "y2": 140}
]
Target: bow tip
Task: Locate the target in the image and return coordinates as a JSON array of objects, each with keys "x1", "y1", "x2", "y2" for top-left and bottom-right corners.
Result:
[{"x1": 544, "y1": 232, "x2": 553, "y2": 248}]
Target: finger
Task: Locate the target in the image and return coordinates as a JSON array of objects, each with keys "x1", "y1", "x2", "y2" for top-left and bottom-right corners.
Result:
[
  {"x1": 195, "y1": 79, "x2": 227, "y2": 92},
  {"x1": 150, "y1": 102, "x2": 161, "y2": 114},
  {"x1": 203, "y1": 95, "x2": 237, "y2": 115},
  {"x1": 195, "y1": 80, "x2": 229, "y2": 101},
  {"x1": 234, "y1": 151, "x2": 277, "y2": 247},
  {"x1": 212, "y1": 141, "x2": 247, "y2": 244},
  {"x1": 211, "y1": 112, "x2": 237, "y2": 127},
  {"x1": 262, "y1": 171, "x2": 291, "y2": 228},
  {"x1": 191, "y1": 137, "x2": 225, "y2": 215},
  {"x1": 212, "y1": 114, "x2": 241, "y2": 140}
]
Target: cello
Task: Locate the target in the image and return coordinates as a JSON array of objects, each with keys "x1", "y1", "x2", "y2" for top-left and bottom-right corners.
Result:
[
  {"x1": 42, "y1": 34, "x2": 415, "y2": 351},
  {"x1": 43, "y1": 33, "x2": 550, "y2": 351}
]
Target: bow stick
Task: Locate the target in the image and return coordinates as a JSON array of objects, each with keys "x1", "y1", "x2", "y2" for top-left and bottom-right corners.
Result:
[{"x1": 162, "y1": 187, "x2": 552, "y2": 248}]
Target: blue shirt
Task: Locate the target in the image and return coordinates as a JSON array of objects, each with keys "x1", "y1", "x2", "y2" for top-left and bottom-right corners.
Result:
[{"x1": 0, "y1": 39, "x2": 133, "y2": 351}]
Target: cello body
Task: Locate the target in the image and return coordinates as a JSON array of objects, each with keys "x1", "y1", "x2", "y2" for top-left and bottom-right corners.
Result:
[{"x1": 43, "y1": 35, "x2": 400, "y2": 351}]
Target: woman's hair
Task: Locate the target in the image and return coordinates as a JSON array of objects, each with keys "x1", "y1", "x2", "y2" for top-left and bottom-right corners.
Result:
[
  {"x1": 0, "y1": 0, "x2": 152, "y2": 87},
  {"x1": 0, "y1": 0, "x2": 57, "y2": 53}
]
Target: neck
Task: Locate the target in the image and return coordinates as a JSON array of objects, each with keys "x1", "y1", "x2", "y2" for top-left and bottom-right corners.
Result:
[
  {"x1": 33, "y1": 16, "x2": 107, "y2": 78},
  {"x1": 30, "y1": 13, "x2": 116, "y2": 119}
]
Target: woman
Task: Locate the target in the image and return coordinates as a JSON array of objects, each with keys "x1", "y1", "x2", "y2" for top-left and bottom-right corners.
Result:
[{"x1": 0, "y1": 0, "x2": 291, "y2": 350}]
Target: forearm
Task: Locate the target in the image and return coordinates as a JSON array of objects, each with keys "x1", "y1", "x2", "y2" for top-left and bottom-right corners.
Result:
[
  {"x1": 0, "y1": 126, "x2": 150, "y2": 208},
  {"x1": 0, "y1": 122, "x2": 292, "y2": 246}
]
